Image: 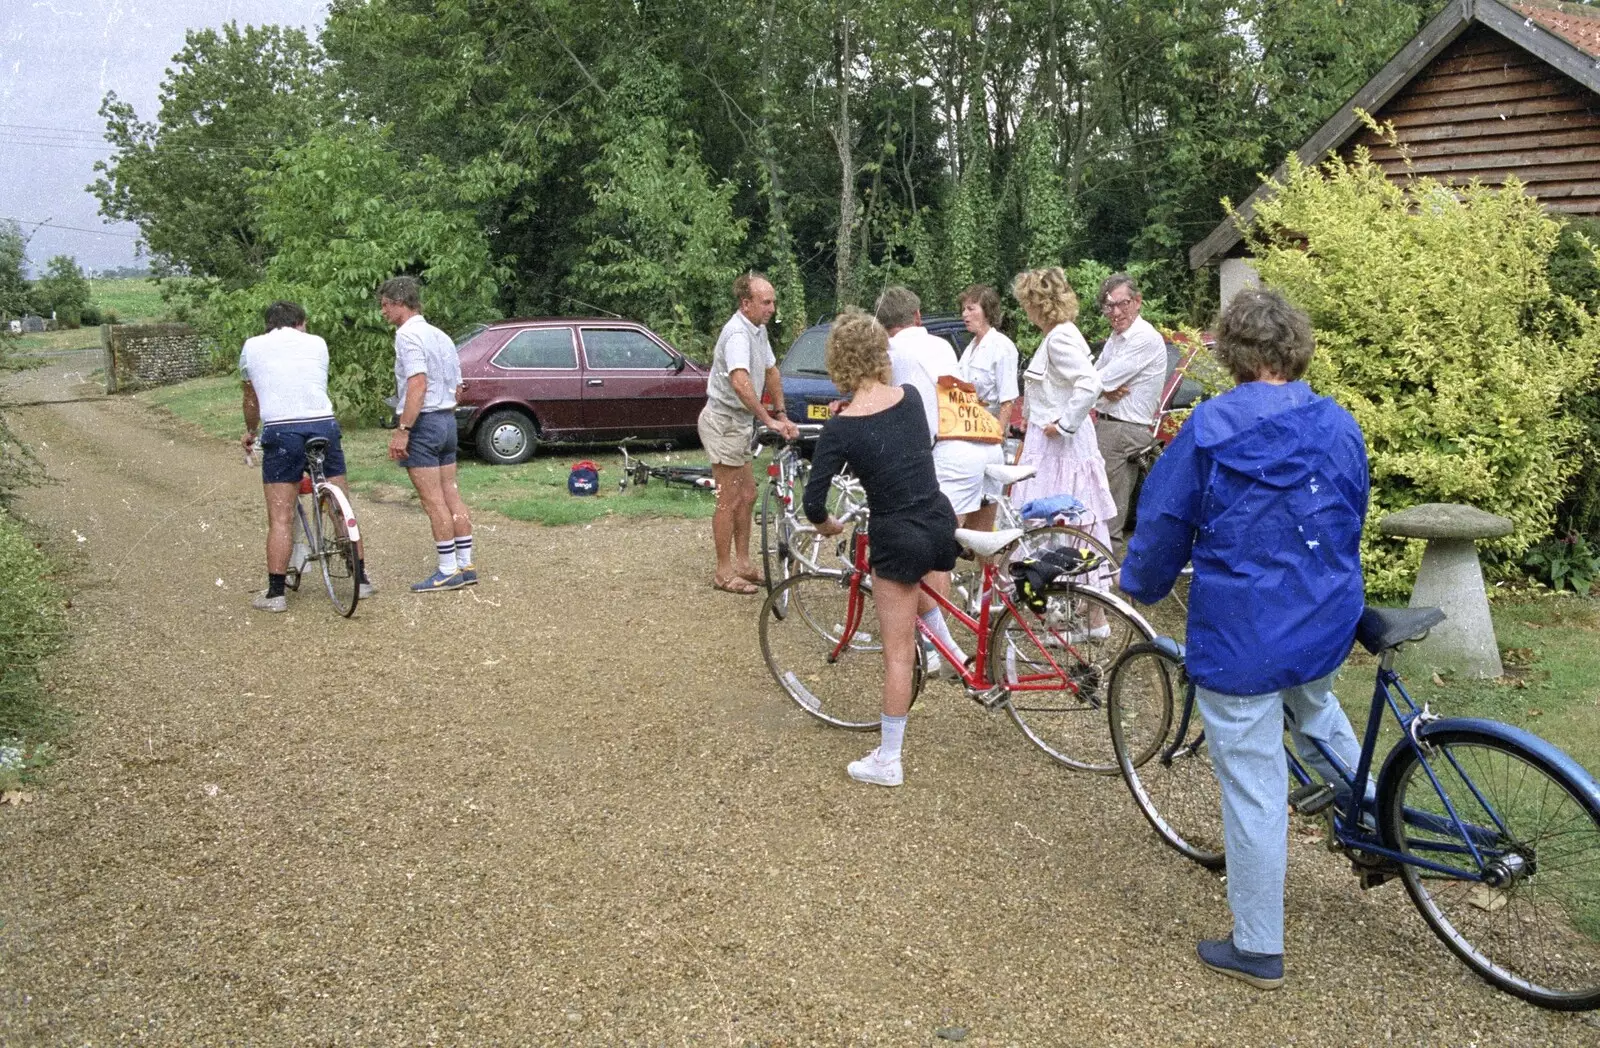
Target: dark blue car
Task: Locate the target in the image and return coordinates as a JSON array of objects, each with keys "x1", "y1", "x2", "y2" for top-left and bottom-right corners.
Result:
[{"x1": 776, "y1": 314, "x2": 973, "y2": 425}]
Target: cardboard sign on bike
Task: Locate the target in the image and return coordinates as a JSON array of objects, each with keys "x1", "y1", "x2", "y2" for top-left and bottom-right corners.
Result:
[{"x1": 934, "y1": 376, "x2": 1004, "y2": 444}]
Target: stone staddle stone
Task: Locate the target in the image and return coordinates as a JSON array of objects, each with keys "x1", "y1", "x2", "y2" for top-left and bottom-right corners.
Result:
[{"x1": 1381, "y1": 504, "x2": 1513, "y2": 679}]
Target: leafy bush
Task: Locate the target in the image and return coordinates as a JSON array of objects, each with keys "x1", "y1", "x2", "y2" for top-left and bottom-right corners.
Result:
[
  {"x1": 0, "y1": 512, "x2": 68, "y2": 770},
  {"x1": 1522, "y1": 533, "x2": 1600, "y2": 595},
  {"x1": 206, "y1": 126, "x2": 505, "y2": 419},
  {"x1": 1241, "y1": 131, "x2": 1600, "y2": 598},
  {"x1": 1548, "y1": 218, "x2": 1600, "y2": 543}
]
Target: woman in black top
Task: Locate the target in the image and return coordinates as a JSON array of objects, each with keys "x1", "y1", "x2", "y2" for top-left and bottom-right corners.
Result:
[{"x1": 803, "y1": 310, "x2": 959, "y2": 787}]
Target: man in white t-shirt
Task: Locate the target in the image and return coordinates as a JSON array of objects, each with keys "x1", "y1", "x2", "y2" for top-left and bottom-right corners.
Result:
[
  {"x1": 876, "y1": 285, "x2": 1002, "y2": 675},
  {"x1": 1093, "y1": 274, "x2": 1168, "y2": 552},
  {"x1": 378, "y1": 276, "x2": 477, "y2": 593},
  {"x1": 240, "y1": 300, "x2": 372, "y2": 612},
  {"x1": 698, "y1": 272, "x2": 799, "y2": 594}
]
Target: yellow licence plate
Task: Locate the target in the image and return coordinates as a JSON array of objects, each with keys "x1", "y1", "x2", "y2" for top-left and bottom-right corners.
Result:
[{"x1": 807, "y1": 403, "x2": 831, "y2": 420}]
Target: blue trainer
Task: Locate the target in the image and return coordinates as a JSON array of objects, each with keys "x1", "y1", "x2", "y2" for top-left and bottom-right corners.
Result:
[
  {"x1": 1197, "y1": 937, "x2": 1284, "y2": 989},
  {"x1": 410, "y1": 570, "x2": 466, "y2": 593},
  {"x1": 456, "y1": 566, "x2": 478, "y2": 586}
]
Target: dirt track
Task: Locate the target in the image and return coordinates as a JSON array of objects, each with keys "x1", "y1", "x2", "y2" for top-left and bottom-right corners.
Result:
[{"x1": 0, "y1": 355, "x2": 1596, "y2": 1045}]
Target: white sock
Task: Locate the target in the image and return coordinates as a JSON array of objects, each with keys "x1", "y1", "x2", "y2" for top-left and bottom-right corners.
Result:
[
  {"x1": 921, "y1": 609, "x2": 967, "y2": 666},
  {"x1": 879, "y1": 714, "x2": 908, "y2": 761},
  {"x1": 436, "y1": 540, "x2": 458, "y2": 575},
  {"x1": 454, "y1": 535, "x2": 474, "y2": 569}
]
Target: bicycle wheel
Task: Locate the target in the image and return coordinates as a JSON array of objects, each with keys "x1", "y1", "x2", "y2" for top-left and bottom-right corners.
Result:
[
  {"x1": 990, "y1": 584, "x2": 1153, "y2": 772},
  {"x1": 1380, "y1": 730, "x2": 1600, "y2": 1009},
  {"x1": 759, "y1": 481, "x2": 785, "y2": 605},
  {"x1": 759, "y1": 572, "x2": 922, "y2": 730},
  {"x1": 314, "y1": 489, "x2": 360, "y2": 617},
  {"x1": 285, "y1": 498, "x2": 314, "y2": 592},
  {"x1": 1107, "y1": 642, "x2": 1225, "y2": 869}
]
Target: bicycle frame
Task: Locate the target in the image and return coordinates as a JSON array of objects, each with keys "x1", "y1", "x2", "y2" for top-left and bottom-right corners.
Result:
[
  {"x1": 824, "y1": 523, "x2": 1082, "y2": 702},
  {"x1": 1160, "y1": 646, "x2": 1521, "y2": 884}
]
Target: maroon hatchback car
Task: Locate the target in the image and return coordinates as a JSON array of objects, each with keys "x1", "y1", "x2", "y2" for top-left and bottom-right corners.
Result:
[{"x1": 454, "y1": 318, "x2": 710, "y2": 464}]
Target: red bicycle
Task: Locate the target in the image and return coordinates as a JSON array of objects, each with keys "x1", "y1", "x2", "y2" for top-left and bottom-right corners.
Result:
[{"x1": 758, "y1": 507, "x2": 1155, "y2": 772}]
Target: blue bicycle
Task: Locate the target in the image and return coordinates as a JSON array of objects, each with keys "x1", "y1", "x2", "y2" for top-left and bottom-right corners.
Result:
[{"x1": 1106, "y1": 605, "x2": 1600, "y2": 1010}]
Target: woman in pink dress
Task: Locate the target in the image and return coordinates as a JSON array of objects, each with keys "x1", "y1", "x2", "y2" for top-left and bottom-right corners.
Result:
[{"x1": 1008, "y1": 267, "x2": 1117, "y2": 590}]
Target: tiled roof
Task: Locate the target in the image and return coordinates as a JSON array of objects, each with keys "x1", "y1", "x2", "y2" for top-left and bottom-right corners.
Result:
[{"x1": 1511, "y1": 0, "x2": 1600, "y2": 57}]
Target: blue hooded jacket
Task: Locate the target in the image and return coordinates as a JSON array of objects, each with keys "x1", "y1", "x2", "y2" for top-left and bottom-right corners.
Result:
[{"x1": 1120, "y1": 381, "x2": 1368, "y2": 696}]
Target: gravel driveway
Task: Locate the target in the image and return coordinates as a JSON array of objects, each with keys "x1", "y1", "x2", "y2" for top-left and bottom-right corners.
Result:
[{"x1": 0, "y1": 358, "x2": 1595, "y2": 1045}]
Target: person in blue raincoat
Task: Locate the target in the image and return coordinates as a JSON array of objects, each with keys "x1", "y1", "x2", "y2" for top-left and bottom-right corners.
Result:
[{"x1": 1120, "y1": 287, "x2": 1369, "y2": 991}]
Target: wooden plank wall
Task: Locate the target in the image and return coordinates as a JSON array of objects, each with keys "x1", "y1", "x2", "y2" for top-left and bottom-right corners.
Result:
[{"x1": 1343, "y1": 25, "x2": 1600, "y2": 215}]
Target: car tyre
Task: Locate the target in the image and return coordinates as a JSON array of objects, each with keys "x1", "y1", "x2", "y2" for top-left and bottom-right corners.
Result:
[{"x1": 474, "y1": 409, "x2": 538, "y2": 465}]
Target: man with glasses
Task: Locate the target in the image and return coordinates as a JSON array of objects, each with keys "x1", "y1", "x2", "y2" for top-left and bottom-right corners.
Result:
[{"x1": 1093, "y1": 274, "x2": 1167, "y2": 552}]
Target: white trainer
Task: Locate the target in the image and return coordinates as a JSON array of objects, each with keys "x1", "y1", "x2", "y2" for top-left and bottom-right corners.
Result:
[
  {"x1": 251, "y1": 593, "x2": 287, "y2": 613},
  {"x1": 358, "y1": 580, "x2": 377, "y2": 599},
  {"x1": 847, "y1": 747, "x2": 903, "y2": 787},
  {"x1": 1068, "y1": 623, "x2": 1113, "y2": 645}
]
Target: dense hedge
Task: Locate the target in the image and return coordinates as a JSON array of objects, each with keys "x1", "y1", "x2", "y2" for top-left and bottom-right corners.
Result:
[{"x1": 1242, "y1": 139, "x2": 1600, "y2": 598}]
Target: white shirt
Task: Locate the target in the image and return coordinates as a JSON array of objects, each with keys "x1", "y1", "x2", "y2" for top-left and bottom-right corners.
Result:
[
  {"x1": 706, "y1": 310, "x2": 774, "y2": 415},
  {"x1": 888, "y1": 326, "x2": 960, "y2": 445},
  {"x1": 393, "y1": 314, "x2": 461, "y2": 412},
  {"x1": 1022, "y1": 322, "x2": 1101, "y2": 434},
  {"x1": 957, "y1": 328, "x2": 1020, "y2": 413},
  {"x1": 239, "y1": 326, "x2": 334, "y2": 425},
  {"x1": 1095, "y1": 315, "x2": 1167, "y2": 426}
]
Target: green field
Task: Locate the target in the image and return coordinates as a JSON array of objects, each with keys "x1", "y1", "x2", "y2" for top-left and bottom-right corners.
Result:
[
  {"x1": 141, "y1": 375, "x2": 717, "y2": 526},
  {"x1": 90, "y1": 278, "x2": 172, "y2": 323}
]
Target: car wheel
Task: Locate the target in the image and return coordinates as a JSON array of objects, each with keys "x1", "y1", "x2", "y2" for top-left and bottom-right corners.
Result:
[{"x1": 474, "y1": 409, "x2": 538, "y2": 465}]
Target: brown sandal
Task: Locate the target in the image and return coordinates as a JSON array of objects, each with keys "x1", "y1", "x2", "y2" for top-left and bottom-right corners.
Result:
[
  {"x1": 713, "y1": 574, "x2": 760, "y2": 595},
  {"x1": 736, "y1": 567, "x2": 768, "y2": 586}
]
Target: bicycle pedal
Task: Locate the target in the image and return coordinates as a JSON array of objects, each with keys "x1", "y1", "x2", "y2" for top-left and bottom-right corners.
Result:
[
  {"x1": 1289, "y1": 782, "x2": 1337, "y2": 816},
  {"x1": 1354, "y1": 863, "x2": 1395, "y2": 891}
]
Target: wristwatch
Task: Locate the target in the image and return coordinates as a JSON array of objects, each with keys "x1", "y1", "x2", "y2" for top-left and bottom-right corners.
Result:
[{"x1": 398, "y1": 423, "x2": 412, "y2": 432}]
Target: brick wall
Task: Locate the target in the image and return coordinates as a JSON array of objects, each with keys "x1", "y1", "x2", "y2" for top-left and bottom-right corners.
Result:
[{"x1": 102, "y1": 323, "x2": 212, "y2": 393}]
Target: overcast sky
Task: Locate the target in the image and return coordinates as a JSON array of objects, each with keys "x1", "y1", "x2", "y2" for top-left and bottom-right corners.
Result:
[{"x1": 1, "y1": 1, "x2": 328, "y2": 275}]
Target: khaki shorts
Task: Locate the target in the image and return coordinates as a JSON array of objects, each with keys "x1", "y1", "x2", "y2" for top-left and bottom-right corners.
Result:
[{"x1": 698, "y1": 403, "x2": 754, "y2": 466}]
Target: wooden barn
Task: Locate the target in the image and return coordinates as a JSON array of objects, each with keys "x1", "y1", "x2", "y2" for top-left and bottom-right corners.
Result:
[{"x1": 1191, "y1": 0, "x2": 1600, "y2": 303}]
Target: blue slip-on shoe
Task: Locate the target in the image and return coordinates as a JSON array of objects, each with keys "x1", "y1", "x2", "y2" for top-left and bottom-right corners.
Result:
[
  {"x1": 456, "y1": 567, "x2": 478, "y2": 586},
  {"x1": 410, "y1": 570, "x2": 467, "y2": 593},
  {"x1": 1197, "y1": 937, "x2": 1284, "y2": 990}
]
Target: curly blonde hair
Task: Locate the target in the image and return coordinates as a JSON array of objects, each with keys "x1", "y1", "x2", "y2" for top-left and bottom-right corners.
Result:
[
  {"x1": 1012, "y1": 267, "x2": 1079, "y2": 328},
  {"x1": 825, "y1": 308, "x2": 892, "y2": 394}
]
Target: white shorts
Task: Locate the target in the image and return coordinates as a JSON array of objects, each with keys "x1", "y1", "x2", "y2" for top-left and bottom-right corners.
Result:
[{"x1": 933, "y1": 439, "x2": 1005, "y2": 515}]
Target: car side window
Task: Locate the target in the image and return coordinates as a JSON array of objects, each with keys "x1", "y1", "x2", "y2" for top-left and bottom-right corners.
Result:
[
  {"x1": 582, "y1": 329, "x2": 675, "y2": 370},
  {"x1": 493, "y1": 328, "x2": 578, "y2": 369}
]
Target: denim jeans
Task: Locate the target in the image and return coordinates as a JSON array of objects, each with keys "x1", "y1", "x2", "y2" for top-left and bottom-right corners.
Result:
[{"x1": 1193, "y1": 673, "x2": 1363, "y2": 955}]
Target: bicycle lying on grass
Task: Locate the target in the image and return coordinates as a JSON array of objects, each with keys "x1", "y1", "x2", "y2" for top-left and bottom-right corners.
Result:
[
  {"x1": 760, "y1": 500, "x2": 1154, "y2": 771},
  {"x1": 1106, "y1": 606, "x2": 1600, "y2": 1009},
  {"x1": 281, "y1": 436, "x2": 363, "y2": 618},
  {"x1": 616, "y1": 445, "x2": 716, "y2": 492}
]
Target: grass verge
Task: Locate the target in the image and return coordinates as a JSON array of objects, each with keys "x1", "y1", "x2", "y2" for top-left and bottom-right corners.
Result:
[
  {"x1": 91, "y1": 277, "x2": 172, "y2": 323},
  {"x1": 1328, "y1": 595, "x2": 1600, "y2": 783},
  {"x1": 142, "y1": 375, "x2": 718, "y2": 525},
  {"x1": 0, "y1": 512, "x2": 70, "y2": 789}
]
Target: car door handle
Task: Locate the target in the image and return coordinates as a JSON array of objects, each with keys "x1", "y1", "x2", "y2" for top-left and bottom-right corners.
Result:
[{"x1": 587, "y1": 379, "x2": 604, "y2": 387}]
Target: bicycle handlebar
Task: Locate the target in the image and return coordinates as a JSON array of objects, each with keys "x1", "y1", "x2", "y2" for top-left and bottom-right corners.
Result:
[{"x1": 755, "y1": 423, "x2": 824, "y2": 447}]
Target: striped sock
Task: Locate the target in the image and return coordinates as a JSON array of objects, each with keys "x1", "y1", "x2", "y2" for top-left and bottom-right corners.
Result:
[
  {"x1": 436, "y1": 540, "x2": 458, "y2": 575},
  {"x1": 454, "y1": 535, "x2": 474, "y2": 569}
]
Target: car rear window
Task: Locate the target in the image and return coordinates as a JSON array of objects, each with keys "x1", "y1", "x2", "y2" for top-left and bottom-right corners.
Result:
[
  {"x1": 583, "y1": 329, "x2": 675, "y2": 369},
  {"x1": 493, "y1": 328, "x2": 578, "y2": 369},
  {"x1": 780, "y1": 330, "x2": 829, "y2": 376}
]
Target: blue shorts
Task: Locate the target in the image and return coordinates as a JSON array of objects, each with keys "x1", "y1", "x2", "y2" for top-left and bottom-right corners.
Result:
[
  {"x1": 400, "y1": 410, "x2": 459, "y2": 468},
  {"x1": 261, "y1": 419, "x2": 346, "y2": 485}
]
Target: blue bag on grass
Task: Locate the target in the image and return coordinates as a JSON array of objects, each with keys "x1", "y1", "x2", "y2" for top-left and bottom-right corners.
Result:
[{"x1": 568, "y1": 460, "x2": 600, "y2": 496}]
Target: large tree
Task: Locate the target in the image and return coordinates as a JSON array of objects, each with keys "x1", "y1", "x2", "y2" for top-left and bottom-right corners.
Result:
[{"x1": 90, "y1": 22, "x2": 329, "y2": 288}]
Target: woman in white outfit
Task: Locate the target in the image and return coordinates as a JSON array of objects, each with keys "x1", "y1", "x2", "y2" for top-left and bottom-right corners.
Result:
[
  {"x1": 1008, "y1": 267, "x2": 1117, "y2": 590},
  {"x1": 956, "y1": 284, "x2": 1020, "y2": 532}
]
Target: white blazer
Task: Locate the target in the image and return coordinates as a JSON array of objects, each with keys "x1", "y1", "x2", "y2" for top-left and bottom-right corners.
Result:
[{"x1": 1022, "y1": 322, "x2": 1102, "y2": 433}]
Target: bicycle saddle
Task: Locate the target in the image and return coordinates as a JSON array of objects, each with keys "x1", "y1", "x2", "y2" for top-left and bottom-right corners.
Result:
[
  {"x1": 1355, "y1": 606, "x2": 1446, "y2": 655},
  {"x1": 985, "y1": 463, "x2": 1038, "y2": 486},
  {"x1": 304, "y1": 436, "x2": 330, "y2": 455},
  {"x1": 955, "y1": 527, "x2": 1022, "y2": 558}
]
